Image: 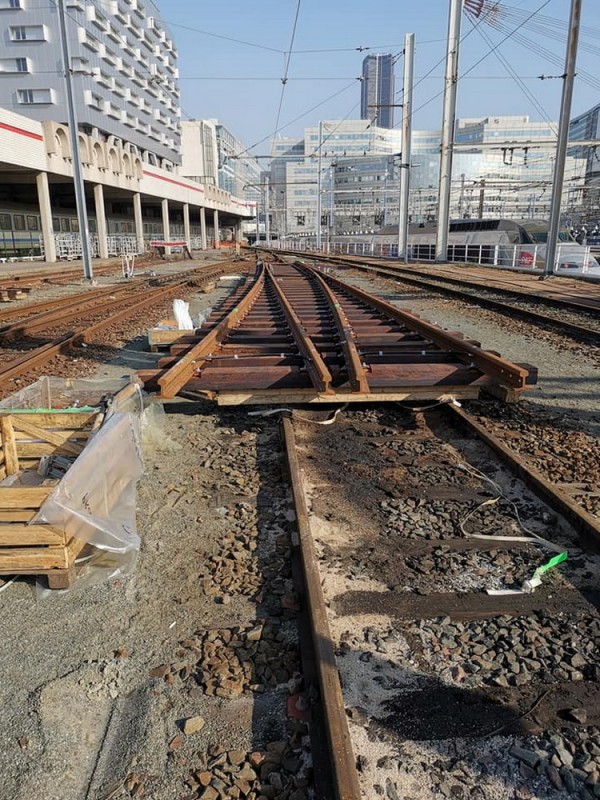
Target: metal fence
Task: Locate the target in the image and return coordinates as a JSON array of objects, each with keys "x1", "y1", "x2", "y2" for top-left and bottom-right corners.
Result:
[
  {"x1": 271, "y1": 239, "x2": 600, "y2": 277},
  {"x1": 39, "y1": 234, "x2": 144, "y2": 261}
]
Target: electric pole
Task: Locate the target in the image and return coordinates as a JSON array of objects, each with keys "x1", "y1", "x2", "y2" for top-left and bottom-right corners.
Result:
[
  {"x1": 57, "y1": 0, "x2": 93, "y2": 280},
  {"x1": 543, "y1": 0, "x2": 582, "y2": 277},
  {"x1": 398, "y1": 32, "x2": 415, "y2": 262},
  {"x1": 435, "y1": 0, "x2": 463, "y2": 262}
]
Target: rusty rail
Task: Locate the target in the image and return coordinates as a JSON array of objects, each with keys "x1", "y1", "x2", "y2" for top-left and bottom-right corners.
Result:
[
  {"x1": 267, "y1": 265, "x2": 334, "y2": 394},
  {"x1": 310, "y1": 265, "x2": 530, "y2": 390},
  {"x1": 0, "y1": 266, "x2": 225, "y2": 389},
  {"x1": 282, "y1": 416, "x2": 362, "y2": 800},
  {"x1": 157, "y1": 262, "x2": 266, "y2": 399},
  {"x1": 303, "y1": 265, "x2": 369, "y2": 393}
]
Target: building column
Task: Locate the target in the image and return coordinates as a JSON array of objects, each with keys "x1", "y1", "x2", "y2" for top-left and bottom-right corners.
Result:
[
  {"x1": 94, "y1": 184, "x2": 109, "y2": 259},
  {"x1": 133, "y1": 192, "x2": 144, "y2": 254},
  {"x1": 213, "y1": 209, "x2": 220, "y2": 249},
  {"x1": 183, "y1": 202, "x2": 191, "y2": 250},
  {"x1": 200, "y1": 207, "x2": 207, "y2": 250},
  {"x1": 36, "y1": 172, "x2": 56, "y2": 263},
  {"x1": 161, "y1": 198, "x2": 171, "y2": 256},
  {"x1": 235, "y1": 218, "x2": 242, "y2": 255}
]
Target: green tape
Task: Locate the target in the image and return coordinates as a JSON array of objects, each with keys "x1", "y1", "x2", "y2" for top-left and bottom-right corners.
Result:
[{"x1": 533, "y1": 551, "x2": 568, "y2": 579}]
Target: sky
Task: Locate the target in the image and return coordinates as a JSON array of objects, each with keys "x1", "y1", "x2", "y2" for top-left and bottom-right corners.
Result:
[{"x1": 155, "y1": 0, "x2": 600, "y2": 154}]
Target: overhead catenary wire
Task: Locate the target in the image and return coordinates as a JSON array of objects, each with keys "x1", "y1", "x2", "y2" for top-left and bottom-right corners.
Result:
[
  {"x1": 272, "y1": 0, "x2": 302, "y2": 141},
  {"x1": 408, "y1": 0, "x2": 553, "y2": 120},
  {"x1": 466, "y1": 14, "x2": 558, "y2": 136}
]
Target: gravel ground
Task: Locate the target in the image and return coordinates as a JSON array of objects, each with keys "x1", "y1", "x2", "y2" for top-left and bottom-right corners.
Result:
[{"x1": 0, "y1": 257, "x2": 598, "y2": 800}]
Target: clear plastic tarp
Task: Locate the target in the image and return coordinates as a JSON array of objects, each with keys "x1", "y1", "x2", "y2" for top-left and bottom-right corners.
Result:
[
  {"x1": 0, "y1": 376, "x2": 143, "y2": 415},
  {"x1": 0, "y1": 377, "x2": 147, "y2": 593}
]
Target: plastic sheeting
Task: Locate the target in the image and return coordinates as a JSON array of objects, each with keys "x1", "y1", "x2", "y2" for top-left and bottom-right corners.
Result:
[
  {"x1": 33, "y1": 411, "x2": 143, "y2": 557},
  {"x1": 0, "y1": 376, "x2": 140, "y2": 412},
  {"x1": 0, "y1": 377, "x2": 147, "y2": 594},
  {"x1": 173, "y1": 298, "x2": 194, "y2": 330}
]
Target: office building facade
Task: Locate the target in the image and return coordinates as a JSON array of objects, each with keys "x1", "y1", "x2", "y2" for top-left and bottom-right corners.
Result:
[
  {"x1": 569, "y1": 103, "x2": 600, "y2": 225},
  {"x1": 360, "y1": 54, "x2": 395, "y2": 128},
  {"x1": 0, "y1": 0, "x2": 181, "y2": 166},
  {"x1": 269, "y1": 120, "x2": 401, "y2": 237}
]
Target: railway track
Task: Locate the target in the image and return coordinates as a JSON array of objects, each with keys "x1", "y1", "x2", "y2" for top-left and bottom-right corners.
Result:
[
  {"x1": 0, "y1": 260, "x2": 242, "y2": 390},
  {"x1": 270, "y1": 251, "x2": 600, "y2": 345},
  {"x1": 139, "y1": 258, "x2": 537, "y2": 404},
  {"x1": 281, "y1": 402, "x2": 600, "y2": 799}
]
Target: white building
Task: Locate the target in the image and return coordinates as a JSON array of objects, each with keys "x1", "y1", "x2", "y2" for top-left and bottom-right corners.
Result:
[{"x1": 0, "y1": 0, "x2": 181, "y2": 167}]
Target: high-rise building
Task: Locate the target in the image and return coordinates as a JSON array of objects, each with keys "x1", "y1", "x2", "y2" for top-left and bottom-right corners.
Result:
[
  {"x1": 0, "y1": 0, "x2": 181, "y2": 166},
  {"x1": 569, "y1": 103, "x2": 600, "y2": 225},
  {"x1": 360, "y1": 54, "x2": 395, "y2": 128}
]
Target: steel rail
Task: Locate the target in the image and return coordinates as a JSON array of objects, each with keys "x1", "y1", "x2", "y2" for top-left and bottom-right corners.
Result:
[
  {"x1": 267, "y1": 248, "x2": 600, "y2": 317},
  {"x1": 266, "y1": 265, "x2": 333, "y2": 395},
  {"x1": 0, "y1": 271, "x2": 223, "y2": 388},
  {"x1": 326, "y1": 260, "x2": 600, "y2": 344},
  {"x1": 298, "y1": 264, "x2": 369, "y2": 393},
  {"x1": 282, "y1": 416, "x2": 362, "y2": 800},
  {"x1": 1, "y1": 264, "x2": 227, "y2": 339},
  {"x1": 0, "y1": 283, "x2": 136, "y2": 326},
  {"x1": 157, "y1": 262, "x2": 266, "y2": 399},
  {"x1": 310, "y1": 266, "x2": 531, "y2": 390},
  {"x1": 445, "y1": 404, "x2": 600, "y2": 547}
]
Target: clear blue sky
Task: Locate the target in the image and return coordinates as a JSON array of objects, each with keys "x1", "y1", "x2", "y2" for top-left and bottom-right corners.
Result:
[{"x1": 157, "y1": 0, "x2": 599, "y2": 152}]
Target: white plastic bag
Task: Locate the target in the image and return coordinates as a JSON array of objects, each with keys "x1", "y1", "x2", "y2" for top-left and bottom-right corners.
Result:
[
  {"x1": 173, "y1": 299, "x2": 194, "y2": 330},
  {"x1": 197, "y1": 307, "x2": 212, "y2": 327}
]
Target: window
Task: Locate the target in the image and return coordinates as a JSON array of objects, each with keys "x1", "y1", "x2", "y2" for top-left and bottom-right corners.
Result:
[
  {"x1": 0, "y1": 57, "x2": 28, "y2": 73},
  {"x1": 296, "y1": 214, "x2": 305, "y2": 227},
  {"x1": 13, "y1": 214, "x2": 25, "y2": 231},
  {"x1": 0, "y1": 214, "x2": 11, "y2": 230},
  {"x1": 26, "y1": 215, "x2": 38, "y2": 231},
  {"x1": 17, "y1": 88, "x2": 52, "y2": 104},
  {"x1": 52, "y1": 217, "x2": 59, "y2": 231},
  {"x1": 0, "y1": 0, "x2": 22, "y2": 8},
  {"x1": 10, "y1": 24, "x2": 44, "y2": 40},
  {"x1": 60, "y1": 218, "x2": 70, "y2": 232}
]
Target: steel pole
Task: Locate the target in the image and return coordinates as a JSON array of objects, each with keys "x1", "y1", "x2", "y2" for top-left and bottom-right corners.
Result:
[
  {"x1": 57, "y1": 0, "x2": 93, "y2": 280},
  {"x1": 265, "y1": 175, "x2": 271, "y2": 246},
  {"x1": 435, "y1": 0, "x2": 463, "y2": 262},
  {"x1": 316, "y1": 121, "x2": 323, "y2": 250},
  {"x1": 543, "y1": 0, "x2": 582, "y2": 277},
  {"x1": 398, "y1": 32, "x2": 415, "y2": 262}
]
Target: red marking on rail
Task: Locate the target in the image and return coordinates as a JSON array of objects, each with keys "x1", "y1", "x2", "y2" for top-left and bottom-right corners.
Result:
[
  {"x1": 143, "y1": 170, "x2": 205, "y2": 193},
  {"x1": 0, "y1": 121, "x2": 43, "y2": 141},
  {"x1": 287, "y1": 693, "x2": 311, "y2": 721}
]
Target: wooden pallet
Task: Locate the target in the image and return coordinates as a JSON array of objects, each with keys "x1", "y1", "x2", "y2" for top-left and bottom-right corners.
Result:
[
  {"x1": 147, "y1": 318, "x2": 195, "y2": 352},
  {"x1": 0, "y1": 410, "x2": 100, "y2": 588}
]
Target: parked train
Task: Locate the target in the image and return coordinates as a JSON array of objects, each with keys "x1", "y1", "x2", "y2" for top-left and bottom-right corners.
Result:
[
  {"x1": 0, "y1": 204, "x2": 206, "y2": 259},
  {"x1": 333, "y1": 218, "x2": 600, "y2": 273}
]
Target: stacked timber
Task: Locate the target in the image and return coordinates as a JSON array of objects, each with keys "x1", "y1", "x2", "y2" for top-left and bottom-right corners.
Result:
[{"x1": 0, "y1": 379, "x2": 142, "y2": 589}]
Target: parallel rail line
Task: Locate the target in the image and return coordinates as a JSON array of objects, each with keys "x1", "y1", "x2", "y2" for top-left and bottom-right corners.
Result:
[
  {"x1": 266, "y1": 250, "x2": 599, "y2": 343},
  {"x1": 282, "y1": 403, "x2": 600, "y2": 799},
  {"x1": 0, "y1": 261, "x2": 235, "y2": 389}
]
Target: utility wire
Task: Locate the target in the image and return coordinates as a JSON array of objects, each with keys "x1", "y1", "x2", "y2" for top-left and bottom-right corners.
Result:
[
  {"x1": 466, "y1": 14, "x2": 558, "y2": 136},
  {"x1": 272, "y1": 0, "x2": 302, "y2": 139},
  {"x1": 409, "y1": 0, "x2": 552, "y2": 120}
]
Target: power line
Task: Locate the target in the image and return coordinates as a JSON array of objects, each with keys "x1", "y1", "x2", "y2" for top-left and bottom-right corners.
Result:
[{"x1": 272, "y1": 0, "x2": 302, "y2": 138}]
